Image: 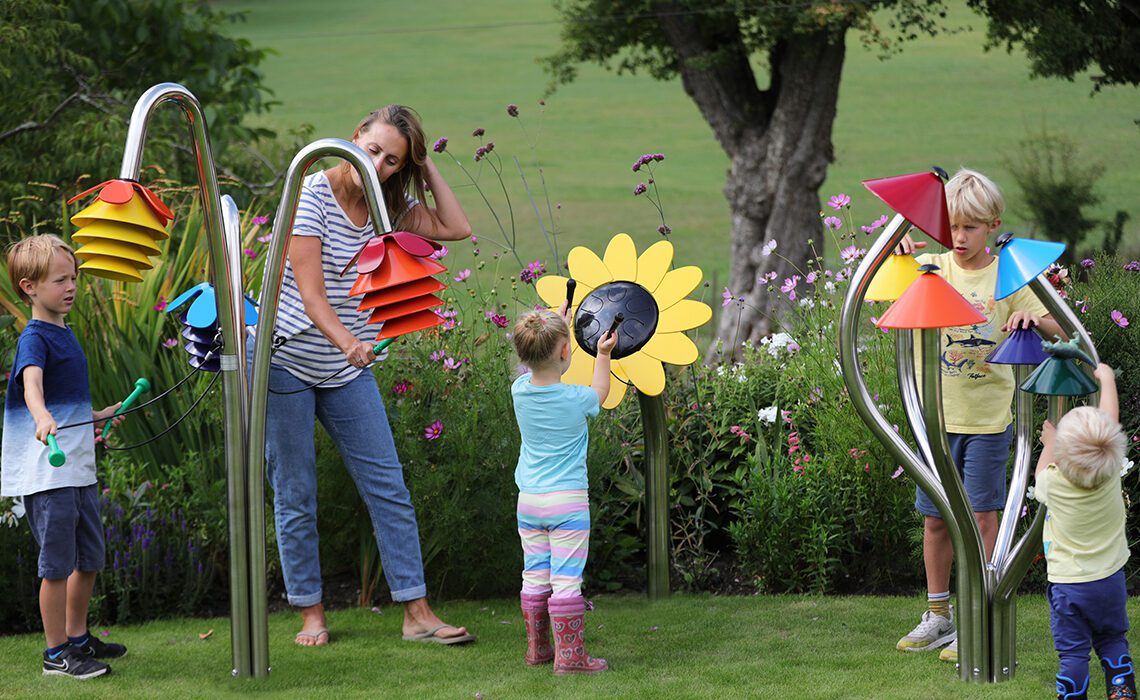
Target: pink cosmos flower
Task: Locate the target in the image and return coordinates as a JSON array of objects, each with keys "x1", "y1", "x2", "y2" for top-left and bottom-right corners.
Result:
[
  {"x1": 252, "y1": 215, "x2": 269, "y2": 226},
  {"x1": 443, "y1": 357, "x2": 462, "y2": 371},
  {"x1": 780, "y1": 275, "x2": 800, "y2": 301},
  {"x1": 722, "y1": 287, "x2": 734, "y2": 307},
  {"x1": 244, "y1": 248, "x2": 257, "y2": 259},
  {"x1": 429, "y1": 350, "x2": 446, "y2": 362},
  {"x1": 392, "y1": 380, "x2": 412, "y2": 395},
  {"x1": 861, "y1": 215, "x2": 889, "y2": 234},
  {"x1": 1111, "y1": 309, "x2": 1129, "y2": 328},
  {"x1": 424, "y1": 420, "x2": 443, "y2": 441},
  {"x1": 840, "y1": 245, "x2": 865, "y2": 264},
  {"x1": 891, "y1": 466, "x2": 905, "y2": 479},
  {"x1": 827, "y1": 194, "x2": 850, "y2": 210},
  {"x1": 429, "y1": 246, "x2": 448, "y2": 261},
  {"x1": 256, "y1": 234, "x2": 272, "y2": 243},
  {"x1": 823, "y1": 216, "x2": 843, "y2": 230},
  {"x1": 454, "y1": 269, "x2": 471, "y2": 282},
  {"x1": 162, "y1": 338, "x2": 178, "y2": 349},
  {"x1": 153, "y1": 297, "x2": 167, "y2": 312},
  {"x1": 490, "y1": 313, "x2": 509, "y2": 328}
]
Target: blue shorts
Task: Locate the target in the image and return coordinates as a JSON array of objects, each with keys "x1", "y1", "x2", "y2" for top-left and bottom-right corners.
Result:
[
  {"x1": 24, "y1": 484, "x2": 105, "y2": 580},
  {"x1": 915, "y1": 426, "x2": 1012, "y2": 517}
]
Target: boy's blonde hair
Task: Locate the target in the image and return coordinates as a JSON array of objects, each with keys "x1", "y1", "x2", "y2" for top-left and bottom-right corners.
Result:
[
  {"x1": 1054, "y1": 406, "x2": 1127, "y2": 489},
  {"x1": 7, "y1": 235, "x2": 77, "y2": 305},
  {"x1": 945, "y1": 168, "x2": 1004, "y2": 224},
  {"x1": 512, "y1": 309, "x2": 569, "y2": 369}
]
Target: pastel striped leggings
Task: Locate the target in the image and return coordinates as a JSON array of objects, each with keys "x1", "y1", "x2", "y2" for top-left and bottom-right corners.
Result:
[{"x1": 517, "y1": 489, "x2": 591, "y2": 599}]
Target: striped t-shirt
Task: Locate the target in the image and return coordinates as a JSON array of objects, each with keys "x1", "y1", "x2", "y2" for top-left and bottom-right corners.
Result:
[{"x1": 270, "y1": 170, "x2": 416, "y2": 386}]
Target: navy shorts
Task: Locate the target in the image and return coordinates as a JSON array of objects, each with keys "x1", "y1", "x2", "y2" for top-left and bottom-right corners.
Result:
[
  {"x1": 915, "y1": 426, "x2": 1012, "y2": 517},
  {"x1": 24, "y1": 484, "x2": 105, "y2": 580}
]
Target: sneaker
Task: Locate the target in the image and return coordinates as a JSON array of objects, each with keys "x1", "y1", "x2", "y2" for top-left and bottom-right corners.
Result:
[
  {"x1": 939, "y1": 639, "x2": 958, "y2": 663},
  {"x1": 73, "y1": 635, "x2": 127, "y2": 659},
  {"x1": 896, "y1": 609, "x2": 956, "y2": 652},
  {"x1": 42, "y1": 646, "x2": 111, "y2": 680}
]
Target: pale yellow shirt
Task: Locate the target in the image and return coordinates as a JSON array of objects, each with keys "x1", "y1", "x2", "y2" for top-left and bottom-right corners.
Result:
[
  {"x1": 914, "y1": 252, "x2": 1048, "y2": 434},
  {"x1": 1036, "y1": 464, "x2": 1129, "y2": 584}
]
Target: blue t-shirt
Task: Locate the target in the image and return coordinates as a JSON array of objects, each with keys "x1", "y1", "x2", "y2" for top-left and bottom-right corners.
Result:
[
  {"x1": 511, "y1": 373, "x2": 600, "y2": 493},
  {"x1": 1, "y1": 320, "x2": 96, "y2": 497}
]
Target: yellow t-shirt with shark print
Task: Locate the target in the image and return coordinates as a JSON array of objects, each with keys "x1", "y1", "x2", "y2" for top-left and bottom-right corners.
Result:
[{"x1": 914, "y1": 251, "x2": 1048, "y2": 434}]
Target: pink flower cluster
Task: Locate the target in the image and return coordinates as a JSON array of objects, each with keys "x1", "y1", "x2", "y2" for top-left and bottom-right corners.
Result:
[{"x1": 631, "y1": 153, "x2": 665, "y2": 172}]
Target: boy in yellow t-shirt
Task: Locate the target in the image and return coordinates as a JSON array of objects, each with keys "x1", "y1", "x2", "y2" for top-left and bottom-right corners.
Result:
[
  {"x1": 1035, "y1": 363, "x2": 1131, "y2": 700},
  {"x1": 893, "y1": 169, "x2": 1063, "y2": 662}
]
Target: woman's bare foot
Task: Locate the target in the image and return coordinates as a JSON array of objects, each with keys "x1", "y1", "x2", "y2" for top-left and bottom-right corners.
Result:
[
  {"x1": 401, "y1": 597, "x2": 473, "y2": 642},
  {"x1": 295, "y1": 602, "x2": 330, "y2": 647}
]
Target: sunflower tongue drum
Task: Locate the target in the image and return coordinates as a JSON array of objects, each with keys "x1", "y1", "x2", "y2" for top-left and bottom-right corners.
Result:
[
  {"x1": 348, "y1": 232, "x2": 449, "y2": 341},
  {"x1": 67, "y1": 179, "x2": 173, "y2": 283}
]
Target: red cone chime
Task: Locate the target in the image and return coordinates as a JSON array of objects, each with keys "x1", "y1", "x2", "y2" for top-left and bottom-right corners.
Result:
[{"x1": 347, "y1": 232, "x2": 449, "y2": 340}]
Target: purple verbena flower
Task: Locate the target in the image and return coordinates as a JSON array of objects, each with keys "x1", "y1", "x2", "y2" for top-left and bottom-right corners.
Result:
[
  {"x1": 506, "y1": 104, "x2": 519, "y2": 117},
  {"x1": 432, "y1": 137, "x2": 448, "y2": 153},
  {"x1": 1079, "y1": 258, "x2": 1095, "y2": 269},
  {"x1": 633, "y1": 183, "x2": 647, "y2": 196}
]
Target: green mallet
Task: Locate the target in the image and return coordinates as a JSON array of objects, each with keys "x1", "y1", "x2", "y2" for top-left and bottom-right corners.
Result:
[
  {"x1": 46, "y1": 433, "x2": 65, "y2": 467},
  {"x1": 101, "y1": 377, "x2": 151, "y2": 440}
]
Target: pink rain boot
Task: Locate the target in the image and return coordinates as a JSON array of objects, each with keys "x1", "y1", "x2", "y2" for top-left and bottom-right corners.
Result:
[
  {"x1": 549, "y1": 595, "x2": 608, "y2": 675},
  {"x1": 520, "y1": 591, "x2": 554, "y2": 665}
]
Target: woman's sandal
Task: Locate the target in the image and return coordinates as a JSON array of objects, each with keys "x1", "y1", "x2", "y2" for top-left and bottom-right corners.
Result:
[{"x1": 294, "y1": 628, "x2": 330, "y2": 647}]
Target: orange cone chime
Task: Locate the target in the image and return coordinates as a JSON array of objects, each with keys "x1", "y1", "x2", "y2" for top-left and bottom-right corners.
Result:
[
  {"x1": 67, "y1": 179, "x2": 174, "y2": 283},
  {"x1": 347, "y1": 232, "x2": 449, "y2": 340}
]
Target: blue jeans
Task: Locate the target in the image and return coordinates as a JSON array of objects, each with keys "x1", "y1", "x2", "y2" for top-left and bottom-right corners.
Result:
[
  {"x1": 1049, "y1": 569, "x2": 1131, "y2": 689},
  {"x1": 915, "y1": 427, "x2": 1012, "y2": 517},
  {"x1": 264, "y1": 364, "x2": 427, "y2": 607}
]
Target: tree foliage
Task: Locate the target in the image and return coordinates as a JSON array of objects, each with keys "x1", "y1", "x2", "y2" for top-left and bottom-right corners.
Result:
[
  {"x1": 0, "y1": 0, "x2": 297, "y2": 240},
  {"x1": 967, "y1": 0, "x2": 1140, "y2": 91}
]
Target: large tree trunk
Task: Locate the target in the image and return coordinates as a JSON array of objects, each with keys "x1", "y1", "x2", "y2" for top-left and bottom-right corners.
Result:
[{"x1": 659, "y1": 12, "x2": 847, "y2": 360}]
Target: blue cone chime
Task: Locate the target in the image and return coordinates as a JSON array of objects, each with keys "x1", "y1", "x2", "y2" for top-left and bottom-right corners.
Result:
[
  {"x1": 164, "y1": 283, "x2": 258, "y2": 372},
  {"x1": 993, "y1": 232, "x2": 1066, "y2": 301}
]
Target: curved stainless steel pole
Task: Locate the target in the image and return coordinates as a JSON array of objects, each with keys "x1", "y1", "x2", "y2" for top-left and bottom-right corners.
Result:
[
  {"x1": 119, "y1": 83, "x2": 254, "y2": 677},
  {"x1": 919, "y1": 328, "x2": 990, "y2": 682},
  {"x1": 247, "y1": 138, "x2": 393, "y2": 650},
  {"x1": 839, "y1": 215, "x2": 932, "y2": 496},
  {"x1": 992, "y1": 365, "x2": 1034, "y2": 568}
]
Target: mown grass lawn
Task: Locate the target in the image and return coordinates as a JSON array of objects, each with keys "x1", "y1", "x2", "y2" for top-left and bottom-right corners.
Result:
[
  {"x1": 3, "y1": 593, "x2": 1137, "y2": 698},
  {"x1": 218, "y1": 0, "x2": 1140, "y2": 286}
]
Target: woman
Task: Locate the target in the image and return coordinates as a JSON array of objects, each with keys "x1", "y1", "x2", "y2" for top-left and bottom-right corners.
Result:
[{"x1": 266, "y1": 105, "x2": 473, "y2": 646}]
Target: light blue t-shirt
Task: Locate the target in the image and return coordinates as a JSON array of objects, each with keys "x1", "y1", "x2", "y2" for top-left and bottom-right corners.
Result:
[
  {"x1": 1, "y1": 321, "x2": 96, "y2": 497},
  {"x1": 511, "y1": 372, "x2": 600, "y2": 493}
]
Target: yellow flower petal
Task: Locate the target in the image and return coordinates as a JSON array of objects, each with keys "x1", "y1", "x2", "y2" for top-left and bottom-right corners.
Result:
[
  {"x1": 652, "y1": 266, "x2": 703, "y2": 310},
  {"x1": 635, "y1": 240, "x2": 674, "y2": 292},
  {"x1": 567, "y1": 246, "x2": 612, "y2": 289},
  {"x1": 563, "y1": 343, "x2": 595, "y2": 387},
  {"x1": 602, "y1": 233, "x2": 638, "y2": 281},
  {"x1": 657, "y1": 300, "x2": 712, "y2": 333},
  {"x1": 614, "y1": 352, "x2": 665, "y2": 396},
  {"x1": 640, "y1": 332, "x2": 699, "y2": 366},
  {"x1": 603, "y1": 365, "x2": 629, "y2": 409},
  {"x1": 535, "y1": 275, "x2": 569, "y2": 307}
]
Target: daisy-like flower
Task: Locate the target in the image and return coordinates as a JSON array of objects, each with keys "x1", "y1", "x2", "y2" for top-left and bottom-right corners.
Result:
[
  {"x1": 1111, "y1": 309, "x2": 1129, "y2": 328},
  {"x1": 761, "y1": 240, "x2": 777, "y2": 256},
  {"x1": 827, "y1": 194, "x2": 850, "y2": 210},
  {"x1": 424, "y1": 420, "x2": 443, "y2": 441},
  {"x1": 454, "y1": 269, "x2": 471, "y2": 282},
  {"x1": 535, "y1": 233, "x2": 711, "y2": 408}
]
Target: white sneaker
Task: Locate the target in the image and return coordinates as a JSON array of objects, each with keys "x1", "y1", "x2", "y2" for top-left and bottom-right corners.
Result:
[
  {"x1": 896, "y1": 609, "x2": 956, "y2": 652},
  {"x1": 938, "y1": 639, "x2": 958, "y2": 662}
]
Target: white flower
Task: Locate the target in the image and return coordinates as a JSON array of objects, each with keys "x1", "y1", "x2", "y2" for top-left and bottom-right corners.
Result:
[
  {"x1": 757, "y1": 406, "x2": 778, "y2": 424},
  {"x1": 798, "y1": 297, "x2": 815, "y2": 309},
  {"x1": 761, "y1": 240, "x2": 777, "y2": 256},
  {"x1": 716, "y1": 365, "x2": 727, "y2": 377},
  {"x1": 1122, "y1": 459, "x2": 1135, "y2": 479},
  {"x1": 824, "y1": 281, "x2": 837, "y2": 295},
  {"x1": 1026, "y1": 486, "x2": 1036, "y2": 501}
]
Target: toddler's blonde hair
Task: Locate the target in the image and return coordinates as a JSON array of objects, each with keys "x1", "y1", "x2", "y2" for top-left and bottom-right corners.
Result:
[
  {"x1": 7, "y1": 235, "x2": 77, "y2": 304},
  {"x1": 1054, "y1": 406, "x2": 1127, "y2": 489},
  {"x1": 512, "y1": 309, "x2": 569, "y2": 369},
  {"x1": 945, "y1": 169, "x2": 1004, "y2": 225}
]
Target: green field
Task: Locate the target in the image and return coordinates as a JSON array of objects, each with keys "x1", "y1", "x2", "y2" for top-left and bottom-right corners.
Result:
[
  {"x1": 0, "y1": 594, "x2": 1119, "y2": 698},
  {"x1": 217, "y1": 0, "x2": 1140, "y2": 284}
]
